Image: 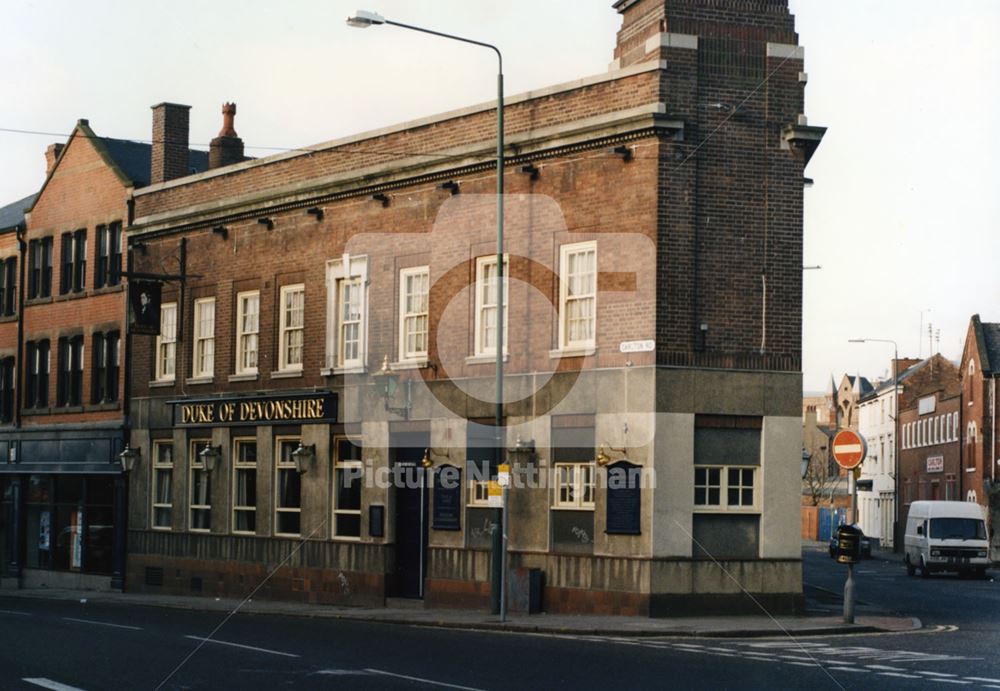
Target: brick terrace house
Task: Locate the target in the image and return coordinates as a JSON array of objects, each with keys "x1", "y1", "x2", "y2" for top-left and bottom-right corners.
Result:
[
  {"x1": 124, "y1": 0, "x2": 824, "y2": 615},
  {"x1": 0, "y1": 117, "x2": 208, "y2": 591}
]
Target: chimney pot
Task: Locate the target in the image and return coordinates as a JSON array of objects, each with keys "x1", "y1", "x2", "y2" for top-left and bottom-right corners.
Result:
[{"x1": 209, "y1": 102, "x2": 245, "y2": 170}]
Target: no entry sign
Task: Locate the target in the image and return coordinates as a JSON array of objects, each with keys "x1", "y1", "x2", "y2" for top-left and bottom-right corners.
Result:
[{"x1": 832, "y1": 429, "x2": 867, "y2": 470}]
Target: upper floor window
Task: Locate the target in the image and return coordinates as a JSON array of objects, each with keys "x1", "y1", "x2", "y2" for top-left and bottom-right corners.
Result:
[
  {"x1": 56, "y1": 335, "x2": 84, "y2": 407},
  {"x1": 0, "y1": 257, "x2": 16, "y2": 316},
  {"x1": 94, "y1": 222, "x2": 122, "y2": 289},
  {"x1": 326, "y1": 255, "x2": 368, "y2": 371},
  {"x1": 474, "y1": 256, "x2": 508, "y2": 357},
  {"x1": 155, "y1": 302, "x2": 177, "y2": 382},
  {"x1": 27, "y1": 237, "x2": 53, "y2": 299},
  {"x1": 558, "y1": 241, "x2": 597, "y2": 350},
  {"x1": 279, "y1": 285, "x2": 305, "y2": 372},
  {"x1": 0, "y1": 357, "x2": 14, "y2": 423},
  {"x1": 91, "y1": 331, "x2": 120, "y2": 404},
  {"x1": 24, "y1": 339, "x2": 49, "y2": 408},
  {"x1": 192, "y1": 297, "x2": 216, "y2": 379},
  {"x1": 235, "y1": 291, "x2": 259, "y2": 375},
  {"x1": 60, "y1": 229, "x2": 86, "y2": 295},
  {"x1": 398, "y1": 266, "x2": 429, "y2": 363}
]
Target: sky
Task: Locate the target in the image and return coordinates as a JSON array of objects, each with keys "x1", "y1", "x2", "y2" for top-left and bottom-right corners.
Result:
[{"x1": 2, "y1": 1, "x2": 998, "y2": 393}]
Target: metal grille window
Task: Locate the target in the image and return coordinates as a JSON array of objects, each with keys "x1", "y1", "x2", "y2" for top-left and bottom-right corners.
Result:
[
  {"x1": 190, "y1": 441, "x2": 211, "y2": 532},
  {"x1": 94, "y1": 222, "x2": 122, "y2": 288},
  {"x1": 399, "y1": 267, "x2": 429, "y2": 362},
  {"x1": 236, "y1": 291, "x2": 259, "y2": 375},
  {"x1": 56, "y1": 335, "x2": 84, "y2": 407},
  {"x1": 192, "y1": 297, "x2": 216, "y2": 378},
  {"x1": 151, "y1": 442, "x2": 174, "y2": 530},
  {"x1": 155, "y1": 303, "x2": 177, "y2": 382},
  {"x1": 279, "y1": 285, "x2": 304, "y2": 371},
  {"x1": 24, "y1": 339, "x2": 49, "y2": 408},
  {"x1": 474, "y1": 256, "x2": 508, "y2": 357},
  {"x1": 333, "y1": 437, "x2": 363, "y2": 539},
  {"x1": 232, "y1": 439, "x2": 257, "y2": 534},
  {"x1": 91, "y1": 331, "x2": 120, "y2": 403},
  {"x1": 60, "y1": 229, "x2": 86, "y2": 295},
  {"x1": 559, "y1": 242, "x2": 597, "y2": 349},
  {"x1": 275, "y1": 438, "x2": 301, "y2": 536},
  {"x1": 553, "y1": 463, "x2": 596, "y2": 509}
]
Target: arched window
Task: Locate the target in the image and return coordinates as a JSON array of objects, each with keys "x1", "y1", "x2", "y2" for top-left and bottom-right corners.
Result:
[{"x1": 969, "y1": 359, "x2": 976, "y2": 376}]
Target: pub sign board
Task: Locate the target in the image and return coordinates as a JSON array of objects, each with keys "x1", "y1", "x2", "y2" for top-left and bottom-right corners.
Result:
[
  {"x1": 171, "y1": 392, "x2": 338, "y2": 428},
  {"x1": 128, "y1": 281, "x2": 162, "y2": 335}
]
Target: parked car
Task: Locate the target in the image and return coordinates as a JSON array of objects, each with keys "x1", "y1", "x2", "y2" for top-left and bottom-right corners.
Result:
[
  {"x1": 828, "y1": 524, "x2": 872, "y2": 559},
  {"x1": 904, "y1": 501, "x2": 990, "y2": 578}
]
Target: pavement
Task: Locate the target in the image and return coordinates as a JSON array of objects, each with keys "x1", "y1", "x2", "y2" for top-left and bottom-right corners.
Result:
[{"x1": 0, "y1": 584, "x2": 920, "y2": 639}]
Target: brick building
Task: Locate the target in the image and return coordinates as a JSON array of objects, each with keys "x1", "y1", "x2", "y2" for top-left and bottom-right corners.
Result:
[
  {"x1": 0, "y1": 118, "x2": 208, "y2": 591},
  {"x1": 123, "y1": 0, "x2": 823, "y2": 615},
  {"x1": 899, "y1": 391, "x2": 962, "y2": 508}
]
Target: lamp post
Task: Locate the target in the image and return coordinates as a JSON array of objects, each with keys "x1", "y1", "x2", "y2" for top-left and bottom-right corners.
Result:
[
  {"x1": 849, "y1": 337, "x2": 899, "y2": 550},
  {"x1": 348, "y1": 10, "x2": 507, "y2": 616}
]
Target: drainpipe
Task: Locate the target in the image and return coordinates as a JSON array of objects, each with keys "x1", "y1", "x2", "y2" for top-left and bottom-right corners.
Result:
[
  {"x1": 992, "y1": 377, "x2": 996, "y2": 485},
  {"x1": 14, "y1": 224, "x2": 26, "y2": 430}
]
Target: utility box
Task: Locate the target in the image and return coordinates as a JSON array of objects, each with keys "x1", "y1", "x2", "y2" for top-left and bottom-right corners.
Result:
[
  {"x1": 508, "y1": 568, "x2": 544, "y2": 614},
  {"x1": 836, "y1": 524, "x2": 862, "y2": 565}
]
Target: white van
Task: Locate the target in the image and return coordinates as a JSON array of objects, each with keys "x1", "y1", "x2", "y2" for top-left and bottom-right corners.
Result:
[{"x1": 904, "y1": 500, "x2": 990, "y2": 578}]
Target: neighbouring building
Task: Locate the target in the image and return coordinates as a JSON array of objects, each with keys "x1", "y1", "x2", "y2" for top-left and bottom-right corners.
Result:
[
  {"x1": 123, "y1": 0, "x2": 823, "y2": 615},
  {"x1": 899, "y1": 390, "x2": 962, "y2": 508},
  {"x1": 835, "y1": 373, "x2": 873, "y2": 430},
  {"x1": 0, "y1": 118, "x2": 208, "y2": 591}
]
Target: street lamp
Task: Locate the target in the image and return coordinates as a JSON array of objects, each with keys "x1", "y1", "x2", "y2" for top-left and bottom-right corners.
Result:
[
  {"x1": 801, "y1": 448, "x2": 812, "y2": 479},
  {"x1": 348, "y1": 10, "x2": 507, "y2": 617},
  {"x1": 848, "y1": 337, "x2": 899, "y2": 549}
]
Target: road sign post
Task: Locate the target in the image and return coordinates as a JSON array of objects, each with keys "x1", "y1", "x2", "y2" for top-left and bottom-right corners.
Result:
[{"x1": 831, "y1": 429, "x2": 867, "y2": 624}]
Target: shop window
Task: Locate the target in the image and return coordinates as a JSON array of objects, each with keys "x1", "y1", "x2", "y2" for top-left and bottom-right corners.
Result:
[
  {"x1": 333, "y1": 437, "x2": 363, "y2": 539},
  {"x1": 94, "y1": 222, "x2": 122, "y2": 288},
  {"x1": 155, "y1": 302, "x2": 177, "y2": 382},
  {"x1": 279, "y1": 285, "x2": 305, "y2": 372},
  {"x1": 398, "y1": 266, "x2": 429, "y2": 363},
  {"x1": 275, "y1": 437, "x2": 301, "y2": 536},
  {"x1": 0, "y1": 256, "x2": 16, "y2": 316},
  {"x1": 235, "y1": 291, "x2": 259, "y2": 375},
  {"x1": 91, "y1": 331, "x2": 120, "y2": 403},
  {"x1": 192, "y1": 297, "x2": 216, "y2": 379},
  {"x1": 474, "y1": 256, "x2": 508, "y2": 357},
  {"x1": 558, "y1": 241, "x2": 597, "y2": 350},
  {"x1": 151, "y1": 442, "x2": 174, "y2": 530},
  {"x1": 190, "y1": 440, "x2": 211, "y2": 532},
  {"x1": 27, "y1": 237, "x2": 53, "y2": 299},
  {"x1": 56, "y1": 335, "x2": 84, "y2": 407},
  {"x1": 232, "y1": 439, "x2": 257, "y2": 534},
  {"x1": 24, "y1": 475, "x2": 113, "y2": 575},
  {"x1": 59, "y1": 229, "x2": 86, "y2": 295}
]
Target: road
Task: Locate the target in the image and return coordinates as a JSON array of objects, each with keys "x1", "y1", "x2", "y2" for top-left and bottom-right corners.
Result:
[{"x1": 0, "y1": 545, "x2": 996, "y2": 690}]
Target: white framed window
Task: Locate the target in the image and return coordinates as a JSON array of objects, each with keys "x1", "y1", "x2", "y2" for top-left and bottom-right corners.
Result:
[
  {"x1": 558, "y1": 241, "x2": 597, "y2": 350},
  {"x1": 694, "y1": 466, "x2": 758, "y2": 511},
  {"x1": 469, "y1": 479, "x2": 491, "y2": 507},
  {"x1": 155, "y1": 302, "x2": 177, "y2": 382},
  {"x1": 275, "y1": 437, "x2": 302, "y2": 536},
  {"x1": 325, "y1": 255, "x2": 368, "y2": 371},
  {"x1": 278, "y1": 284, "x2": 305, "y2": 372},
  {"x1": 398, "y1": 266, "x2": 429, "y2": 362},
  {"x1": 333, "y1": 437, "x2": 363, "y2": 539},
  {"x1": 474, "y1": 255, "x2": 508, "y2": 357},
  {"x1": 553, "y1": 462, "x2": 596, "y2": 509},
  {"x1": 151, "y1": 441, "x2": 173, "y2": 530},
  {"x1": 192, "y1": 297, "x2": 215, "y2": 379},
  {"x1": 236, "y1": 291, "x2": 260, "y2": 375},
  {"x1": 232, "y1": 438, "x2": 257, "y2": 535},
  {"x1": 190, "y1": 440, "x2": 211, "y2": 532}
]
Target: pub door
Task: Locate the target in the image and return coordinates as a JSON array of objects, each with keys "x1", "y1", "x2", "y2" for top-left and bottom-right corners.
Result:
[{"x1": 391, "y1": 434, "x2": 429, "y2": 599}]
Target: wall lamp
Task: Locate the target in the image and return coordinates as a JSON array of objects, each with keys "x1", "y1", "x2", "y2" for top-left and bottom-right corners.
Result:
[
  {"x1": 520, "y1": 164, "x2": 539, "y2": 181},
  {"x1": 212, "y1": 225, "x2": 229, "y2": 240},
  {"x1": 199, "y1": 443, "x2": 222, "y2": 473},
  {"x1": 611, "y1": 145, "x2": 633, "y2": 162},
  {"x1": 117, "y1": 444, "x2": 140, "y2": 473},
  {"x1": 421, "y1": 448, "x2": 452, "y2": 469},
  {"x1": 596, "y1": 423, "x2": 630, "y2": 466},
  {"x1": 291, "y1": 442, "x2": 316, "y2": 474},
  {"x1": 439, "y1": 180, "x2": 460, "y2": 195},
  {"x1": 371, "y1": 193, "x2": 390, "y2": 207},
  {"x1": 372, "y1": 354, "x2": 412, "y2": 419},
  {"x1": 306, "y1": 207, "x2": 324, "y2": 221},
  {"x1": 257, "y1": 217, "x2": 274, "y2": 231}
]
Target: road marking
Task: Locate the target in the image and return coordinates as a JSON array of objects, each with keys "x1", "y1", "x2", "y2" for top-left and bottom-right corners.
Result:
[
  {"x1": 966, "y1": 679, "x2": 1000, "y2": 684},
  {"x1": 878, "y1": 672, "x2": 920, "y2": 679},
  {"x1": 867, "y1": 665, "x2": 909, "y2": 671},
  {"x1": 184, "y1": 636, "x2": 300, "y2": 658},
  {"x1": 923, "y1": 680, "x2": 970, "y2": 686},
  {"x1": 784, "y1": 661, "x2": 818, "y2": 667},
  {"x1": 832, "y1": 668, "x2": 870, "y2": 674},
  {"x1": 23, "y1": 679, "x2": 87, "y2": 691},
  {"x1": 63, "y1": 617, "x2": 142, "y2": 631},
  {"x1": 0, "y1": 608, "x2": 31, "y2": 616},
  {"x1": 364, "y1": 669, "x2": 485, "y2": 691},
  {"x1": 921, "y1": 672, "x2": 959, "y2": 678}
]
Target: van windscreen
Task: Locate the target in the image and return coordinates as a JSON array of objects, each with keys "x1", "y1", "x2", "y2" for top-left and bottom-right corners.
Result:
[{"x1": 929, "y1": 517, "x2": 986, "y2": 540}]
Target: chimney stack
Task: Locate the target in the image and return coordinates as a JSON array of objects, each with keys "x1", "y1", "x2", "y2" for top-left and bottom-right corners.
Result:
[
  {"x1": 45, "y1": 143, "x2": 65, "y2": 175},
  {"x1": 150, "y1": 102, "x2": 191, "y2": 185},
  {"x1": 209, "y1": 102, "x2": 245, "y2": 169}
]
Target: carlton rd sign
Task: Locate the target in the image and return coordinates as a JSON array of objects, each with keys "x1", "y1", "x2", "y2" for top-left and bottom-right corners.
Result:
[
  {"x1": 832, "y1": 429, "x2": 867, "y2": 470},
  {"x1": 171, "y1": 392, "x2": 338, "y2": 427}
]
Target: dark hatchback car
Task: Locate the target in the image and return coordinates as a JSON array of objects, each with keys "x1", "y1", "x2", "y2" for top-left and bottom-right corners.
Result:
[{"x1": 828, "y1": 524, "x2": 873, "y2": 559}]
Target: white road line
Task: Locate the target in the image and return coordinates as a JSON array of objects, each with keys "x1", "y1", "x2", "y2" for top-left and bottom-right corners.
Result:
[
  {"x1": 832, "y1": 668, "x2": 871, "y2": 674},
  {"x1": 867, "y1": 664, "x2": 909, "y2": 671},
  {"x1": 63, "y1": 617, "x2": 142, "y2": 631},
  {"x1": 183, "y1": 635, "x2": 300, "y2": 658},
  {"x1": 924, "y1": 680, "x2": 970, "y2": 686},
  {"x1": 966, "y1": 679, "x2": 1000, "y2": 684},
  {"x1": 921, "y1": 672, "x2": 960, "y2": 678},
  {"x1": 784, "y1": 662, "x2": 818, "y2": 667},
  {"x1": 23, "y1": 679, "x2": 87, "y2": 691},
  {"x1": 878, "y1": 672, "x2": 921, "y2": 679},
  {"x1": 0, "y1": 608, "x2": 31, "y2": 616},
  {"x1": 364, "y1": 669, "x2": 485, "y2": 691}
]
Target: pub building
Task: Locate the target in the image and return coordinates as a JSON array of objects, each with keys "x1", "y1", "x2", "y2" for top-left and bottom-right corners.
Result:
[{"x1": 124, "y1": 0, "x2": 822, "y2": 615}]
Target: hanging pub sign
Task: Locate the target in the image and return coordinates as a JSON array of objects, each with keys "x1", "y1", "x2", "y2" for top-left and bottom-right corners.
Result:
[
  {"x1": 171, "y1": 392, "x2": 338, "y2": 427},
  {"x1": 128, "y1": 281, "x2": 162, "y2": 335}
]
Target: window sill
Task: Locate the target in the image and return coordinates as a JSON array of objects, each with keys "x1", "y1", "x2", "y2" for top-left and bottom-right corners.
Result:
[
  {"x1": 321, "y1": 366, "x2": 367, "y2": 376},
  {"x1": 87, "y1": 401, "x2": 121, "y2": 412},
  {"x1": 228, "y1": 373, "x2": 259, "y2": 383},
  {"x1": 0, "y1": 314, "x2": 16, "y2": 324},
  {"x1": 185, "y1": 376, "x2": 214, "y2": 386},
  {"x1": 391, "y1": 359, "x2": 430, "y2": 370},
  {"x1": 465, "y1": 353, "x2": 509, "y2": 366},
  {"x1": 550, "y1": 505, "x2": 596, "y2": 512},
  {"x1": 54, "y1": 291, "x2": 89, "y2": 302},
  {"x1": 189, "y1": 528, "x2": 211, "y2": 534},
  {"x1": 966, "y1": 467, "x2": 977, "y2": 473},
  {"x1": 150, "y1": 380, "x2": 176, "y2": 389},
  {"x1": 549, "y1": 346, "x2": 597, "y2": 359},
  {"x1": 53, "y1": 405, "x2": 84, "y2": 413},
  {"x1": 693, "y1": 508, "x2": 762, "y2": 515},
  {"x1": 331, "y1": 535, "x2": 362, "y2": 542},
  {"x1": 91, "y1": 284, "x2": 124, "y2": 296},
  {"x1": 232, "y1": 530, "x2": 257, "y2": 537},
  {"x1": 22, "y1": 407, "x2": 53, "y2": 416},
  {"x1": 270, "y1": 370, "x2": 303, "y2": 380},
  {"x1": 25, "y1": 296, "x2": 53, "y2": 306}
]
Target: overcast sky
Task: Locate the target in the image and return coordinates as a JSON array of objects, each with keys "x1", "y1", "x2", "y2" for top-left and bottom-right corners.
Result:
[{"x1": 3, "y1": 1, "x2": 998, "y2": 393}]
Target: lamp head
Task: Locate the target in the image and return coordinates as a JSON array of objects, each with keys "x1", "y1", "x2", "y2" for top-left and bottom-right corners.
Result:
[
  {"x1": 347, "y1": 9, "x2": 386, "y2": 28},
  {"x1": 118, "y1": 444, "x2": 140, "y2": 474},
  {"x1": 199, "y1": 442, "x2": 221, "y2": 473},
  {"x1": 596, "y1": 445, "x2": 612, "y2": 467},
  {"x1": 421, "y1": 448, "x2": 433, "y2": 469},
  {"x1": 373, "y1": 354, "x2": 399, "y2": 398},
  {"x1": 291, "y1": 442, "x2": 316, "y2": 474}
]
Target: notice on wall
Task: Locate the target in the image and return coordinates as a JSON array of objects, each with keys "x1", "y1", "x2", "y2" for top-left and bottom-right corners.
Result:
[
  {"x1": 38, "y1": 511, "x2": 50, "y2": 551},
  {"x1": 71, "y1": 509, "x2": 83, "y2": 570}
]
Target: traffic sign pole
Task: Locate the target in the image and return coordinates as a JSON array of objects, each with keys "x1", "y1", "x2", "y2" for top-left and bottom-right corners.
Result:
[{"x1": 832, "y1": 429, "x2": 867, "y2": 625}]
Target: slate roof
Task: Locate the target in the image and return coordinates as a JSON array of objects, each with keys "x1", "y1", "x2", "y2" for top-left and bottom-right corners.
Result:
[
  {"x1": 99, "y1": 137, "x2": 209, "y2": 187},
  {"x1": 981, "y1": 322, "x2": 1000, "y2": 373},
  {"x1": 0, "y1": 192, "x2": 39, "y2": 231}
]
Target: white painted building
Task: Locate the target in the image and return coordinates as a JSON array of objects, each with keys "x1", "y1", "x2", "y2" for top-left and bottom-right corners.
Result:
[{"x1": 857, "y1": 378, "x2": 898, "y2": 548}]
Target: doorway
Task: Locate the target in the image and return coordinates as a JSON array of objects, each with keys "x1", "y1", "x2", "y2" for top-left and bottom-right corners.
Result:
[{"x1": 391, "y1": 431, "x2": 429, "y2": 599}]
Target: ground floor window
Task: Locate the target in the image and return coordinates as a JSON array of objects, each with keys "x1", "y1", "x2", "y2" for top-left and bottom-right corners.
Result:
[
  {"x1": 233, "y1": 438, "x2": 257, "y2": 535},
  {"x1": 694, "y1": 466, "x2": 757, "y2": 510},
  {"x1": 151, "y1": 441, "x2": 173, "y2": 529},
  {"x1": 275, "y1": 437, "x2": 301, "y2": 536},
  {"x1": 333, "y1": 437, "x2": 362, "y2": 539},
  {"x1": 23, "y1": 475, "x2": 114, "y2": 575},
  {"x1": 190, "y1": 440, "x2": 211, "y2": 532}
]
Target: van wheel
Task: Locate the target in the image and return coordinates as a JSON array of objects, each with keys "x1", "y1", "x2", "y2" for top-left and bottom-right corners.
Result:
[
  {"x1": 920, "y1": 558, "x2": 931, "y2": 578},
  {"x1": 905, "y1": 557, "x2": 915, "y2": 577}
]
